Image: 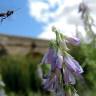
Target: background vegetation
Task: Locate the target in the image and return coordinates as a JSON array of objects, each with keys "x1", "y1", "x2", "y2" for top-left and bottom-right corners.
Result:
[{"x1": 0, "y1": 40, "x2": 96, "y2": 96}]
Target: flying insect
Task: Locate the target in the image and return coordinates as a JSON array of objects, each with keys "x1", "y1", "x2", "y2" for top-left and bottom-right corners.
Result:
[{"x1": 0, "y1": 8, "x2": 20, "y2": 23}]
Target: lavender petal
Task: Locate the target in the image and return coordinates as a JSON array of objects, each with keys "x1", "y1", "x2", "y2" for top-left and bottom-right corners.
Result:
[
  {"x1": 56, "y1": 54, "x2": 63, "y2": 69},
  {"x1": 64, "y1": 67, "x2": 76, "y2": 85},
  {"x1": 64, "y1": 53, "x2": 83, "y2": 74},
  {"x1": 66, "y1": 37, "x2": 80, "y2": 46}
]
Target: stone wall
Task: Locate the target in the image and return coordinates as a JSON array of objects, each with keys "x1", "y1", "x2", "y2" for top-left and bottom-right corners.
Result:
[{"x1": 0, "y1": 34, "x2": 49, "y2": 56}]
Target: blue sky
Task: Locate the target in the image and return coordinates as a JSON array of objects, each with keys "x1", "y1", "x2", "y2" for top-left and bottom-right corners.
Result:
[
  {"x1": 0, "y1": 0, "x2": 44, "y2": 38},
  {"x1": 0, "y1": 0, "x2": 95, "y2": 39}
]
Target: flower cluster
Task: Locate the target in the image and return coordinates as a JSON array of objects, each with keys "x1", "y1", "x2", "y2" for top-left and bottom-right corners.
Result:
[{"x1": 40, "y1": 27, "x2": 83, "y2": 96}]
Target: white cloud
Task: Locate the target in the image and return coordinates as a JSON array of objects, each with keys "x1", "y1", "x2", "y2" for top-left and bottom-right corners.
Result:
[
  {"x1": 39, "y1": 23, "x2": 76, "y2": 40},
  {"x1": 28, "y1": 0, "x2": 96, "y2": 39},
  {"x1": 28, "y1": 1, "x2": 49, "y2": 22}
]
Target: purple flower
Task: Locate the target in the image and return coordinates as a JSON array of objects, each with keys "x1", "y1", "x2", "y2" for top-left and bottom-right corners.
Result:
[
  {"x1": 64, "y1": 53, "x2": 83, "y2": 74},
  {"x1": 43, "y1": 75, "x2": 58, "y2": 92},
  {"x1": 63, "y1": 67, "x2": 76, "y2": 85},
  {"x1": 41, "y1": 48, "x2": 63, "y2": 92},
  {"x1": 40, "y1": 48, "x2": 56, "y2": 65},
  {"x1": 66, "y1": 37, "x2": 80, "y2": 46},
  {"x1": 41, "y1": 48, "x2": 63, "y2": 70},
  {"x1": 55, "y1": 53, "x2": 63, "y2": 69}
]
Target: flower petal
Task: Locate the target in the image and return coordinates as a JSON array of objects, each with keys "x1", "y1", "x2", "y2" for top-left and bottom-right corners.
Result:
[
  {"x1": 66, "y1": 37, "x2": 80, "y2": 46},
  {"x1": 40, "y1": 48, "x2": 56, "y2": 64},
  {"x1": 56, "y1": 54, "x2": 63, "y2": 69},
  {"x1": 46, "y1": 48, "x2": 56, "y2": 64},
  {"x1": 41, "y1": 48, "x2": 63, "y2": 70},
  {"x1": 64, "y1": 67, "x2": 76, "y2": 85},
  {"x1": 64, "y1": 53, "x2": 83, "y2": 74},
  {"x1": 43, "y1": 75, "x2": 58, "y2": 92},
  {"x1": 40, "y1": 52, "x2": 48, "y2": 64}
]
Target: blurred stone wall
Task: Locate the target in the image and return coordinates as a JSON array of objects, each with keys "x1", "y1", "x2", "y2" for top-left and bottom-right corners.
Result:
[{"x1": 0, "y1": 34, "x2": 49, "y2": 56}]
